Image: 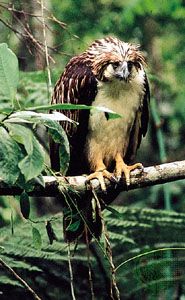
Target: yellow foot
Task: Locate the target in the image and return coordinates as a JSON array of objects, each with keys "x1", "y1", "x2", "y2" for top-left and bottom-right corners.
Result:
[
  {"x1": 86, "y1": 169, "x2": 116, "y2": 191},
  {"x1": 115, "y1": 162, "x2": 143, "y2": 186}
]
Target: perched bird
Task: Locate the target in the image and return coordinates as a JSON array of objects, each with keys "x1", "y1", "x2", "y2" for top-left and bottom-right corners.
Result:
[
  {"x1": 51, "y1": 36, "x2": 150, "y2": 186},
  {"x1": 50, "y1": 36, "x2": 150, "y2": 240}
]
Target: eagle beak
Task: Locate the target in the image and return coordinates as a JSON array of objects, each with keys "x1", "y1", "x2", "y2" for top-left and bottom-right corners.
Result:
[{"x1": 116, "y1": 61, "x2": 130, "y2": 81}]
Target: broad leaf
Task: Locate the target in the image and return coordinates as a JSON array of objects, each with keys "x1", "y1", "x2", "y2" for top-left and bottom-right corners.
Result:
[
  {"x1": 32, "y1": 227, "x2": 42, "y2": 249},
  {"x1": 0, "y1": 127, "x2": 23, "y2": 184},
  {"x1": 0, "y1": 43, "x2": 19, "y2": 100},
  {"x1": 4, "y1": 123, "x2": 45, "y2": 182},
  {"x1": 5, "y1": 123, "x2": 33, "y2": 154},
  {"x1": 5, "y1": 112, "x2": 70, "y2": 175},
  {"x1": 7, "y1": 110, "x2": 77, "y2": 124},
  {"x1": 43, "y1": 119, "x2": 70, "y2": 174},
  {"x1": 18, "y1": 134, "x2": 45, "y2": 182},
  {"x1": 0, "y1": 107, "x2": 13, "y2": 115},
  {"x1": 20, "y1": 191, "x2": 30, "y2": 219}
]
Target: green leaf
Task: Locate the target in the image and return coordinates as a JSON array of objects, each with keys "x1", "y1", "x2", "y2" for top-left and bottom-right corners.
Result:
[
  {"x1": 44, "y1": 119, "x2": 70, "y2": 174},
  {"x1": 105, "y1": 205, "x2": 122, "y2": 218},
  {"x1": 94, "y1": 106, "x2": 122, "y2": 119},
  {"x1": 32, "y1": 227, "x2": 42, "y2": 249},
  {"x1": 16, "y1": 174, "x2": 36, "y2": 192},
  {"x1": 5, "y1": 123, "x2": 33, "y2": 154},
  {"x1": 66, "y1": 219, "x2": 81, "y2": 232},
  {"x1": 0, "y1": 107, "x2": 13, "y2": 115},
  {"x1": 4, "y1": 123, "x2": 45, "y2": 182},
  {"x1": 7, "y1": 110, "x2": 77, "y2": 124},
  {"x1": 0, "y1": 43, "x2": 19, "y2": 100},
  {"x1": 0, "y1": 126, "x2": 23, "y2": 184},
  {"x1": 20, "y1": 191, "x2": 30, "y2": 219},
  {"x1": 33, "y1": 175, "x2": 45, "y2": 188},
  {"x1": 18, "y1": 135, "x2": 45, "y2": 181},
  {"x1": 26, "y1": 103, "x2": 122, "y2": 119}
]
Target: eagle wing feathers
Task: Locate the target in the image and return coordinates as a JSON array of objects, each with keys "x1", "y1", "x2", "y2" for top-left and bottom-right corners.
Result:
[
  {"x1": 51, "y1": 56, "x2": 97, "y2": 173},
  {"x1": 125, "y1": 73, "x2": 150, "y2": 163}
]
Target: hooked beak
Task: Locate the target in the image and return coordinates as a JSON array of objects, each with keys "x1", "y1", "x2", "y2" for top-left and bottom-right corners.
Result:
[{"x1": 115, "y1": 61, "x2": 130, "y2": 81}]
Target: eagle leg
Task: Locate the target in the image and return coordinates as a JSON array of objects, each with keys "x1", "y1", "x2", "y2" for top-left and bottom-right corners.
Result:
[
  {"x1": 115, "y1": 153, "x2": 143, "y2": 186},
  {"x1": 86, "y1": 166, "x2": 116, "y2": 191}
]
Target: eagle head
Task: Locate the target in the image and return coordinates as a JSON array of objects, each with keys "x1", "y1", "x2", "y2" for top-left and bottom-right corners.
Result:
[{"x1": 85, "y1": 36, "x2": 146, "y2": 83}]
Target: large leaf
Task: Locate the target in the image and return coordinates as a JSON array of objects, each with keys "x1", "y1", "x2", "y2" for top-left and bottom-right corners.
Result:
[
  {"x1": 5, "y1": 112, "x2": 70, "y2": 175},
  {"x1": 18, "y1": 135, "x2": 45, "y2": 182},
  {"x1": 0, "y1": 43, "x2": 19, "y2": 100},
  {"x1": 0, "y1": 127, "x2": 23, "y2": 184},
  {"x1": 6, "y1": 110, "x2": 77, "y2": 124},
  {"x1": 4, "y1": 123, "x2": 45, "y2": 182},
  {"x1": 43, "y1": 119, "x2": 70, "y2": 174},
  {"x1": 27, "y1": 103, "x2": 122, "y2": 120},
  {"x1": 5, "y1": 123, "x2": 33, "y2": 154}
]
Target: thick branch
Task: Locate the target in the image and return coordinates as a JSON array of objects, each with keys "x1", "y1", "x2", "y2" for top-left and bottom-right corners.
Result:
[{"x1": 0, "y1": 160, "x2": 185, "y2": 198}]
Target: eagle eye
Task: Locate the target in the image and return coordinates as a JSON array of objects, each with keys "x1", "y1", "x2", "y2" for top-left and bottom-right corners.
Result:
[
  {"x1": 112, "y1": 62, "x2": 120, "y2": 69},
  {"x1": 127, "y1": 61, "x2": 133, "y2": 72}
]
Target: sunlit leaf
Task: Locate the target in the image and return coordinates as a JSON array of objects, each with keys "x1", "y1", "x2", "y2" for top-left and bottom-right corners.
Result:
[
  {"x1": 5, "y1": 123, "x2": 33, "y2": 155},
  {"x1": 0, "y1": 107, "x2": 13, "y2": 115},
  {"x1": 0, "y1": 127, "x2": 23, "y2": 184},
  {"x1": 18, "y1": 135, "x2": 45, "y2": 182},
  {"x1": 0, "y1": 43, "x2": 19, "y2": 100},
  {"x1": 7, "y1": 110, "x2": 77, "y2": 124}
]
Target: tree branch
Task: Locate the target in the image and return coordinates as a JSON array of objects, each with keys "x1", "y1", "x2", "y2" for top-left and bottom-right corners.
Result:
[{"x1": 0, "y1": 160, "x2": 185, "y2": 199}]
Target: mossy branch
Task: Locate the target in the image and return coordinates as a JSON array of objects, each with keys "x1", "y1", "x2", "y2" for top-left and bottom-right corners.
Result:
[{"x1": 0, "y1": 160, "x2": 185, "y2": 201}]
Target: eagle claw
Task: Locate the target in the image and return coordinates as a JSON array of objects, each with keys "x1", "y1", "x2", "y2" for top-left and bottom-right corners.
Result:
[
  {"x1": 115, "y1": 162, "x2": 143, "y2": 186},
  {"x1": 86, "y1": 169, "x2": 115, "y2": 191}
]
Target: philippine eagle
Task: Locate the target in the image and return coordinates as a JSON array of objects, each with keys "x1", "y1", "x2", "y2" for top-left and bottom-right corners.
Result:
[{"x1": 51, "y1": 36, "x2": 150, "y2": 191}]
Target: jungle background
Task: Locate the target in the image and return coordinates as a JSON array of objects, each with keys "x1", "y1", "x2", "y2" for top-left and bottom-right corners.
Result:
[{"x1": 0, "y1": 0, "x2": 185, "y2": 299}]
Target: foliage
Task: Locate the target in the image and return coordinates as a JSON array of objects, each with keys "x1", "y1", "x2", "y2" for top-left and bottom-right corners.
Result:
[
  {"x1": 0, "y1": 43, "x2": 119, "y2": 191},
  {"x1": 0, "y1": 43, "x2": 70, "y2": 191},
  {"x1": 1, "y1": 1, "x2": 185, "y2": 299},
  {"x1": 1, "y1": 206, "x2": 185, "y2": 299}
]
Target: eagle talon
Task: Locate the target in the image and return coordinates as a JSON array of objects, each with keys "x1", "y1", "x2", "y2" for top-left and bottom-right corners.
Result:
[
  {"x1": 86, "y1": 169, "x2": 115, "y2": 191},
  {"x1": 115, "y1": 159, "x2": 144, "y2": 187},
  {"x1": 110, "y1": 175, "x2": 119, "y2": 183}
]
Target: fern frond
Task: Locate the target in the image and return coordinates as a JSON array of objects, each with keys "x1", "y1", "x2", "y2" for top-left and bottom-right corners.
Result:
[{"x1": 1, "y1": 207, "x2": 185, "y2": 299}]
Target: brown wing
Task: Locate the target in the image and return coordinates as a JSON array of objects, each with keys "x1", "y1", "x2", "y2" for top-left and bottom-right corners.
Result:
[
  {"x1": 50, "y1": 55, "x2": 98, "y2": 174},
  {"x1": 124, "y1": 73, "x2": 150, "y2": 163}
]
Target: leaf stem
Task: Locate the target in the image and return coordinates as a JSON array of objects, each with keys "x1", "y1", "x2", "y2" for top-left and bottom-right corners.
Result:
[
  {"x1": 115, "y1": 247, "x2": 185, "y2": 273},
  {"x1": 0, "y1": 257, "x2": 42, "y2": 300},
  {"x1": 67, "y1": 243, "x2": 76, "y2": 300}
]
